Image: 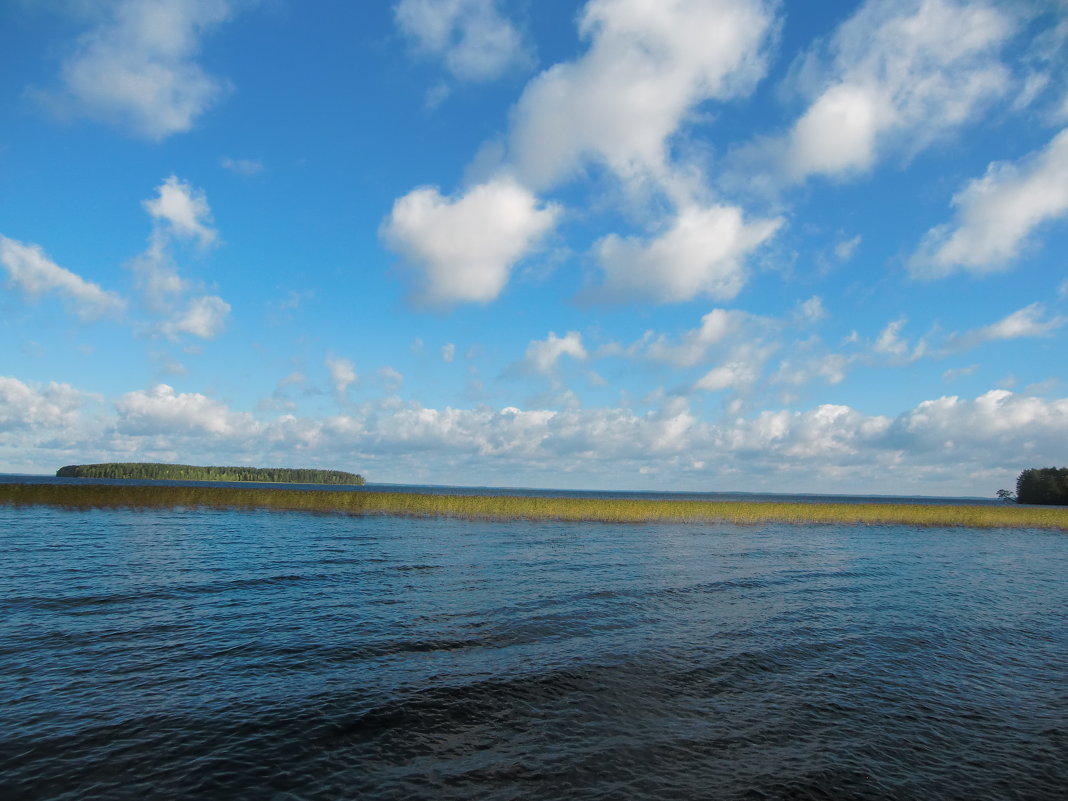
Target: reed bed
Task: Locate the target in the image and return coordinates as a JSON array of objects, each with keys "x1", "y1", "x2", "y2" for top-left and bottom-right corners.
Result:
[{"x1": 3, "y1": 482, "x2": 1067, "y2": 530}]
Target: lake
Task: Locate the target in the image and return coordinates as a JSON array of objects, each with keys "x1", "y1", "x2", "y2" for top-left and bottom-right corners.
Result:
[{"x1": 2, "y1": 488, "x2": 1066, "y2": 799}]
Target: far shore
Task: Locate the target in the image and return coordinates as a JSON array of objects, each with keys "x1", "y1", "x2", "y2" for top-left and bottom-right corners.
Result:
[{"x1": 2, "y1": 482, "x2": 1066, "y2": 530}]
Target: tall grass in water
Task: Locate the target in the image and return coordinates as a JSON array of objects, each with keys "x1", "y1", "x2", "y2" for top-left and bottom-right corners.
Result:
[{"x1": 2, "y1": 483, "x2": 1067, "y2": 529}]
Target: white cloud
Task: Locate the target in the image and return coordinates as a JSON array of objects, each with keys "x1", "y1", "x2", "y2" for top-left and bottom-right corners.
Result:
[
  {"x1": 1013, "y1": 72, "x2": 1051, "y2": 113},
  {"x1": 796, "y1": 295, "x2": 826, "y2": 323},
  {"x1": 788, "y1": 83, "x2": 885, "y2": 178},
  {"x1": 441, "y1": 343, "x2": 456, "y2": 363},
  {"x1": 0, "y1": 177, "x2": 227, "y2": 341},
  {"x1": 521, "y1": 331, "x2": 588, "y2": 375},
  {"x1": 696, "y1": 360, "x2": 760, "y2": 392},
  {"x1": 721, "y1": 402, "x2": 891, "y2": 460},
  {"x1": 834, "y1": 235, "x2": 861, "y2": 262},
  {"x1": 159, "y1": 294, "x2": 230, "y2": 340},
  {"x1": 386, "y1": 0, "x2": 779, "y2": 306},
  {"x1": 51, "y1": 0, "x2": 234, "y2": 139},
  {"x1": 0, "y1": 235, "x2": 125, "y2": 320},
  {"x1": 5, "y1": 374, "x2": 1068, "y2": 495},
  {"x1": 873, "y1": 318, "x2": 909, "y2": 356},
  {"x1": 381, "y1": 176, "x2": 560, "y2": 306},
  {"x1": 143, "y1": 175, "x2": 216, "y2": 247},
  {"x1": 115, "y1": 383, "x2": 258, "y2": 437},
  {"x1": 773, "y1": 352, "x2": 855, "y2": 389},
  {"x1": 910, "y1": 128, "x2": 1068, "y2": 276},
  {"x1": 509, "y1": 0, "x2": 776, "y2": 191},
  {"x1": 980, "y1": 303, "x2": 1066, "y2": 340},
  {"x1": 326, "y1": 355, "x2": 358, "y2": 396},
  {"x1": 945, "y1": 303, "x2": 1067, "y2": 352},
  {"x1": 128, "y1": 176, "x2": 231, "y2": 340},
  {"x1": 591, "y1": 204, "x2": 782, "y2": 303},
  {"x1": 885, "y1": 389, "x2": 1068, "y2": 462},
  {"x1": 394, "y1": 0, "x2": 531, "y2": 82},
  {"x1": 128, "y1": 242, "x2": 186, "y2": 308},
  {"x1": 0, "y1": 376, "x2": 100, "y2": 432},
  {"x1": 637, "y1": 307, "x2": 757, "y2": 368},
  {"x1": 734, "y1": 0, "x2": 1014, "y2": 186},
  {"x1": 220, "y1": 156, "x2": 264, "y2": 176}
]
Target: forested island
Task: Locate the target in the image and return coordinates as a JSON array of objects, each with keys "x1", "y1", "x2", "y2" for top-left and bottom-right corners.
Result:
[
  {"x1": 1012, "y1": 467, "x2": 1068, "y2": 505},
  {"x1": 56, "y1": 463, "x2": 365, "y2": 485}
]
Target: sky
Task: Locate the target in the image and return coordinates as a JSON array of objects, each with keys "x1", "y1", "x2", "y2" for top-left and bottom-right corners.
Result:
[{"x1": 1, "y1": 0, "x2": 1067, "y2": 496}]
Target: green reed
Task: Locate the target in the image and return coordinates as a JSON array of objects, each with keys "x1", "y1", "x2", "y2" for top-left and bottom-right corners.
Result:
[{"x1": 3, "y1": 482, "x2": 1067, "y2": 529}]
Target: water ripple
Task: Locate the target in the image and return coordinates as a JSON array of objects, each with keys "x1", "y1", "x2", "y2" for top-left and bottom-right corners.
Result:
[{"x1": 1, "y1": 507, "x2": 1066, "y2": 800}]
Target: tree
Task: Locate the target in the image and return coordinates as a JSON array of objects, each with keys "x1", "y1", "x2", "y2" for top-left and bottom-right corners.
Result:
[
  {"x1": 55, "y1": 463, "x2": 365, "y2": 485},
  {"x1": 996, "y1": 488, "x2": 1016, "y2": 503},
  {"x1": 1015, "y1": 467, "x2": 1068, "y2": 506}
]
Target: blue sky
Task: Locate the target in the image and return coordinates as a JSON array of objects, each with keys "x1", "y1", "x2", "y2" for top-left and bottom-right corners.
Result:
[{"x1": 2, "y1": 0, "x2": 1067, "y2": 496}]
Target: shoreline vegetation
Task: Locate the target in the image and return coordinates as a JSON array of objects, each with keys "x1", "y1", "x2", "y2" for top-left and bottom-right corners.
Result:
[
  {"x1": 1013, "y1": 467, "x2": 1068, "y2": 506},
  {"x1": 3, "y1": 483, "x2": 1067, "y2": 530},
  {"x1": 55, "y1": 463, "x2": 365, "y2": 485}
]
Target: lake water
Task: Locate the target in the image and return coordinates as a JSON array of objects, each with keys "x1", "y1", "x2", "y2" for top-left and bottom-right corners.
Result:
[{"x1": 2, "y1": 490, "x2": 1066, "y2": 799}]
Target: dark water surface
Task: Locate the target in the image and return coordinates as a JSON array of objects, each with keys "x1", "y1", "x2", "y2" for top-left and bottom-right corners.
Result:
[{"x1": 2, "y1": 503, "x2": 1066, "y2": 800}]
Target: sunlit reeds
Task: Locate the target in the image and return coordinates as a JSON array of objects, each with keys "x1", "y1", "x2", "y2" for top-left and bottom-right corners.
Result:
[{"x1": 2, "y1": 482, "x2": 1066, "y2": 529}]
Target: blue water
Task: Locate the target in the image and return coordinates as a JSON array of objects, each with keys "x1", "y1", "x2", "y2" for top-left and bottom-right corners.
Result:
[{"x1": 2, "y1": 497, "x2": 1066, "y2": 799}]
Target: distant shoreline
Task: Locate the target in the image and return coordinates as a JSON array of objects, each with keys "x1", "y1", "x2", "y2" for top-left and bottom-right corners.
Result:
[
  {"x1": 2, "y1": 482, "x2": 1066, "y2": 530},
  {"x1": 55, "y1": 463, "x2": 365, "y2": 485}
]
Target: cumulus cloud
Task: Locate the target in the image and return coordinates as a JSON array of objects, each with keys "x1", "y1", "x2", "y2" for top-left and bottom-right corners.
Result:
[
  {"x1": 720, "y1": 402, "x2": 891, "y2": 461},
  {"x1": 326, "y1": 355, "x2": 358, "y2": 397},
  {"x1": 787, "y1": 83, "x2": 885, "y2": 178},
  {"x1": 129, "y1": 176, "x2": 230, "y2": 340},
  {"x1": 834, "y1": 235, "x2": 861, "y2": 262},
  {"x1": 630, "y1": 307, "x2": 759, "y2": 368},
  {"x1": 520, "y1": 331, "x2": 588, "y2": 375},
  {"x1": 590, "y1": 204, "x2": 782, "y2": 303},
  {"x1": 159, "y1": 294, "x2": 230, "y2": 340},
  {"x1": 944, "y1": 303, "x2": 1067, "y2": 352},
  {"x1": 979, "y1": 303, "x2": 1067, "y2": 339},
  {"x1": 48, "y1": 0, "x2": 234, "y2": 139},
  {"x1": 795, "y1": 295, "x2": 826, "y2": 324},
  {"x1": 5, "y1": 373, "x2": 1068, "y2": 494},
  {"x1": 128, "y1": 244, "x2": 187, "y2": 309},
  {"x1": 0, "y1": 235, "x2": 125, "y2": 320},
  {"x1": 910, "y1": 127, "x2": 1068, "y2": 276},
  {"x1": 394, "y1": 0, "x2": 531, "y2": 82},
  {"x1": 381, "y1": 176, "x2": 560, "y2": 305},
  {"x1": 509, "y1": 0, "x2": 776, "y2": 190},
  {"x1": 386, "y1": 0, "x2": 780, "y2": 306},
  {"x1": 885, "y1": 389, "x2": 1068, "y2": 460},
  {"x1": 732, "y1": 0, "x2": 1014, "y2": 186},
  {"x1": 115, "y1": 383, "x2": 258, "y2": 437},
  {"x1": 0, "y1": 177, "x2": 227, "y2": 339},
  {"x1": 143, "y1": 175, "x2": 217, "y2": 247},
  {"x1": 0, "y1": 376, "x2": 100, "y2": 432},
  {"x1": 696, "y1": 360, "x2": 761, "y2": 393},
  {"x1": 873, "y1": 318, "x2": 909, "y2": 356}
]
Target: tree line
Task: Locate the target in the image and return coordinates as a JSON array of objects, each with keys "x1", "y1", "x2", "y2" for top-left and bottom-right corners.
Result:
[
  {"x1": 998, "y1": 467, "x2": 1068, "y2": 505},
  {"x1": 56, "y1": 463, "x2": 365, "y2": 485}
]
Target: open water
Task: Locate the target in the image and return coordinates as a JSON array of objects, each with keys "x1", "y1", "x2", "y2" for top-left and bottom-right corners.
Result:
[{"x1": 2, "y1": 485, "x2": 1066, "y2": 800}]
